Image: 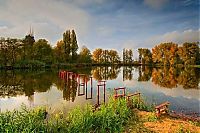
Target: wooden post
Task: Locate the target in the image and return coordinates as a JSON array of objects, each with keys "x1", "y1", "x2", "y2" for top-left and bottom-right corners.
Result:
[
  {"x1": 103, "y1": 83, "x2": 106, "y2": 103},
  {"x1": 90, "y1": 77, "x2": 93, "y2": 89},
  {"x1": 86, "y1": 77, "x2": 93, "y2": 100},
  {"x1": 78, "y1": 74, "x2": 80, "y2": 87},
  {"x1": 78, "y1": 74, "x2": 86, "y2": 96}
]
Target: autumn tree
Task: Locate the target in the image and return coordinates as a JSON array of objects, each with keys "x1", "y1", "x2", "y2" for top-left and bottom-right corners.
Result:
[
  {"x1": 102, "y1": 50, "x2": 109, "y2": 63},
  {"x1": 138, "y1": 48, "x2": 152, "y2": 64},
  {"x1": 79, "y1": 46, "x2": 92, "y2": 63},
  {"x1": 123, "y1": 49, "x2": 133, "y2": 64},
  {"x1": 92, "y1": 48, "x2": 103, "y2": 63},
  {"x1": 152, "y1": 42, "x2": 178, "y2": 66},
  {"x1": 53, "y1": 40, "x2": 65, "y2": 63},
  {"x1": 92, "y1": 48, "x2": 120, "y2": 64},
  {"x1": 178, "y1": 42, "x2": 199, "y2": 65},
  {"x1": 108, "y1": 50, "x2": 120, "y2": 63}
]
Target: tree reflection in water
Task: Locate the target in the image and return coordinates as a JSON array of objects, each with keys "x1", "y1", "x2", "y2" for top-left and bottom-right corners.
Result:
[
  {"x1": 123, "y1": 66, "x2": 133, "y2": 81},
  {"x1": 0, "y1": 66, "x2": 199, "y2": 101},
  {"x1": 92, "y1": 66, "x2": 120, "y2": 80},
  {"x1": 152, "y1": 67, "x2": 200, "y2": 89},
  {"x1": 122, "y1": 66, "x2": 199, "y2": 89},
  {"x1": 138, "y1": 66, "x2": 152, "y2": 81},
  {"x1": 0, "y1": 70, "x2": 54, "y2": 98},
  {"x1": 55, "y1": 70, "x2": 91, "y2": 102}
]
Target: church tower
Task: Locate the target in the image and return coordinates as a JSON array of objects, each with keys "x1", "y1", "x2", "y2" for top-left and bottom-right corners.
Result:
[{"x1": 29, "y1": 26, "x2": 34, "y2": 37}]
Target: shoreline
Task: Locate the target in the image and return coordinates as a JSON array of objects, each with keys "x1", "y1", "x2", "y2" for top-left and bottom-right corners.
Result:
[{"x1": 0, "y1": 63, "x2": 200, "y2": 70}]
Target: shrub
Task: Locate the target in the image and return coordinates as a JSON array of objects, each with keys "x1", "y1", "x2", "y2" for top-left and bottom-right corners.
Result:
[
  {"x1": 0, "y1": 105, "x2": 47, "y2": 132},
  {"x1": 129, "y1": 96, "x2": 155, "y2": 112}
]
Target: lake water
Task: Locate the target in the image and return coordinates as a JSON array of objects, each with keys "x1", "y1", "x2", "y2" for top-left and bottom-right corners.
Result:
[{"x1": 0, "y1": 66, "x2": 199, "y2": 116}]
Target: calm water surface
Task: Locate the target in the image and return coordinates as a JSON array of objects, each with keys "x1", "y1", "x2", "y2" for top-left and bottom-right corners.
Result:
[{"x1": 0, "y1": 66, "x2": 199, "y2": 116}]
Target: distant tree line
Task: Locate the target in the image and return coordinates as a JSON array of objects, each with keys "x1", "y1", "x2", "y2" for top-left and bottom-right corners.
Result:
[
  {"x1": 0, "y1": 29, "x2": 199, "y2": 69},
  {"x1": 0, "y1": 35, "x2": 53, "y2": 68},
  {"x1": 0, "y1": 29, "x2": 90, "y2": 68}
]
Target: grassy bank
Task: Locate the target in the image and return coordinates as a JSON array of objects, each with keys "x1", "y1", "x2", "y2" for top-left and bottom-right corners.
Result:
[
  {"x1": 1, "y1": 98, "x2": 148, "y2": 133},
  {"x1": 1, "y1": 97, "x2": 199, "y2": 133}
]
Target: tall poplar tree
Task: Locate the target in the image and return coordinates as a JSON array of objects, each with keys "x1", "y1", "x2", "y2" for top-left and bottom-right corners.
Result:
[
  {"x1": 70, "y1": 30, "x2": 78, "y2": 62},
  {"x1": 63, "y1": 30, "x2": 71, "y2": 62}
]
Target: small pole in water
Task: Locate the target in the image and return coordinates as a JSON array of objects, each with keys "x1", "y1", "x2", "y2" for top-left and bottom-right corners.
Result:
[{"x1": 90, "y1": 77, "x2": 93, "y2": 90}]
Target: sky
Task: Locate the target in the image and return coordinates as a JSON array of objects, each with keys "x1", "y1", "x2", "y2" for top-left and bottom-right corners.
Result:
[{"x1": 0, "y1": 0, "x2": 199, "y2": 57}]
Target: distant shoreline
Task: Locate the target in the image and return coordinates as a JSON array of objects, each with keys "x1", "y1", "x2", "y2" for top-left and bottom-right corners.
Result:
[{"x1": 0, "y1": 63, "x2": 199, "y2": 70}]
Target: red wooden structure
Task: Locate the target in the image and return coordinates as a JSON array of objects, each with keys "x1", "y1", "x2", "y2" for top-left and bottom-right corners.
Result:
[
  {"x1": 86, "y1": 77, "x2": 93, "y2": 99},
  {"x1": 126, "y1": 92, "x2": 141, "y2": 108},
  {"x1": 67, "y1": 72, "x2": 73, "y2": 80},
  {"x1": 59, "y1": 71, "x2": 75, "y2": 80},
  {"x1": 78, "y1": 74, "x2": 86, "y2": 96},
  {"x1": 93, "y1": 80, "x2": 106, "y2": 111},
  {"x1": 59, "y1": 71, "x2": 68, "y2": 79},
  {"x1": 97, "y1": 80, "x2": 106, "y2": 103},
  {"x1": 126, "y1": 92, "x2": 141, "y2": 102},
  {"x1": 114, "y1": 87, "x2": 126, "y2": 99}
]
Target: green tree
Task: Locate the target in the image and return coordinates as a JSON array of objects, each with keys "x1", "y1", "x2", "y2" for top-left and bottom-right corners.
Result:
[
  {"x1": 0, "y1": 38, "x2": 22, "y2": 66},
  {"x1": 70, "y1": 30, "x2": 78, "y2": 62},
  {"x1": 33, "y1": 39, "x2": 53, "y2": 64},
  {"x1": 63, "y1": 30, "x2": 71, "y2": 62},
  {"x1": 23, "y1": 34, "x2": 35, "y2": 60},
  {"x1": 0, "y1": 37, "x2": 9, "y2": 66}
]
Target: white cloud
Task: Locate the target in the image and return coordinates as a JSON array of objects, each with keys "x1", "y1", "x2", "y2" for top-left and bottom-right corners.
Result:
[
  {"x1": 144, "y1": 0, "x2": 169, "y2": 9},
  {"x1": 0, "y1": 0, "x2": 91, "y2": 45},
  {"x1": 120, "y1": 29, "x2": 199, "y2": 59},
  {"x1": 0, "y1": 26, "x2": 8, "y2": 31},
  {"x1": 69, "y1": 0, "x2": 106, "y2": 6},
  {"x1": 149, "y1": 29, "x2": 200, "y2": 45}
]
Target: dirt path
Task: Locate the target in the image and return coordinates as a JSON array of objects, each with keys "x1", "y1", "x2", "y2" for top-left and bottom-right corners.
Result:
[{"x1": 136, "y1": 110, "x2": 200, "y2": 133}]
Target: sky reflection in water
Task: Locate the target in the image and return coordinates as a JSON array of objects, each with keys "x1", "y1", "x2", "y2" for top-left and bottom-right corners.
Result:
[{"x1": 0, "y1": 66, "x2": 199, "y2": 116}]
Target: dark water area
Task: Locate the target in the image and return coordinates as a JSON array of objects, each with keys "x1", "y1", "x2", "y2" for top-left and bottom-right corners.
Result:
[{"x1": 0, "y1": 66, "x2": 199, "y2": 116}]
